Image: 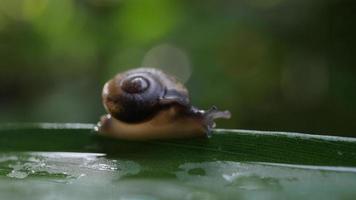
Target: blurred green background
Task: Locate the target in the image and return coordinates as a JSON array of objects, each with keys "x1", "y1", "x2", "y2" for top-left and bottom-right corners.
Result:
[{"x1": 0, "y1": 0, "x2": 355, "y2": 136}]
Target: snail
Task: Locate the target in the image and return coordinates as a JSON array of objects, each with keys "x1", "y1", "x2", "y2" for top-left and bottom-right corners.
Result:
[{"x1": 96, "y1": 68, "x2": 231, "y2": 140}]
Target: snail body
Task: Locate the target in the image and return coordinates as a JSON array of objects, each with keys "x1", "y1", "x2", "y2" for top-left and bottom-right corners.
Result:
[{"x1": 97, "y1": 68, "x2": 230, "y2": 140}]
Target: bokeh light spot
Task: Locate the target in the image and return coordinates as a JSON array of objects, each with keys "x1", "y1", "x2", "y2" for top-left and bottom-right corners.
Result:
[
  {"x1": 22, "y1": 0, "x2": 48, "y2": 20},
  {"x1": 142, "y1": 43, "x2": 192, "y2": 83},
  {"x1": 118, "y1": 0, "x2": 181, "y2": 44}
]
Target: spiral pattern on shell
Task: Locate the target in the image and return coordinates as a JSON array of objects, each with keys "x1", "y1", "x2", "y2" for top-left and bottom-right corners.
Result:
[{"x1": 102, "y1": 69, "x2": 165, "y2": 123}]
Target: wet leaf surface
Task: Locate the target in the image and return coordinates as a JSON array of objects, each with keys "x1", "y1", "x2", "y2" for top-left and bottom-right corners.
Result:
[{"x1": 1, "y1": 123, "x2": 356, "y2": 200}]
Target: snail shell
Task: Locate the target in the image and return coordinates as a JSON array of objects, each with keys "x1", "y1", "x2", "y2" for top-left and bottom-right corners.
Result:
[{"x1": 97, "y1": 68, "x2": 230, "y2": 140}]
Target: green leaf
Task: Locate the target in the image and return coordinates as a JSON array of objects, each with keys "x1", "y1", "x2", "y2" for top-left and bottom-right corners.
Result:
[{"x1": 1, "y1": 123, "x2": 356, "y2": 199}]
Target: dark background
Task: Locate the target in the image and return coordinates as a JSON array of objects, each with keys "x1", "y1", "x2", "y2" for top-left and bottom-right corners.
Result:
[{"x1": 0, "y1": 0, "x2": 355, "y2": 136}]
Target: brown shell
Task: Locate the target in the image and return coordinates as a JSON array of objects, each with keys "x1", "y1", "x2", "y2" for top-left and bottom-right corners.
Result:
[{"x1": 102, "y1": 68, "x2": 189, "y2": 123}]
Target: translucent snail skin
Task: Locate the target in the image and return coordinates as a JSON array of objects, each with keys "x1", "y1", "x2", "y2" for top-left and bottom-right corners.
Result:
[{"x1": 96, "y1": 68, "x2": 231, "y2": 140}]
